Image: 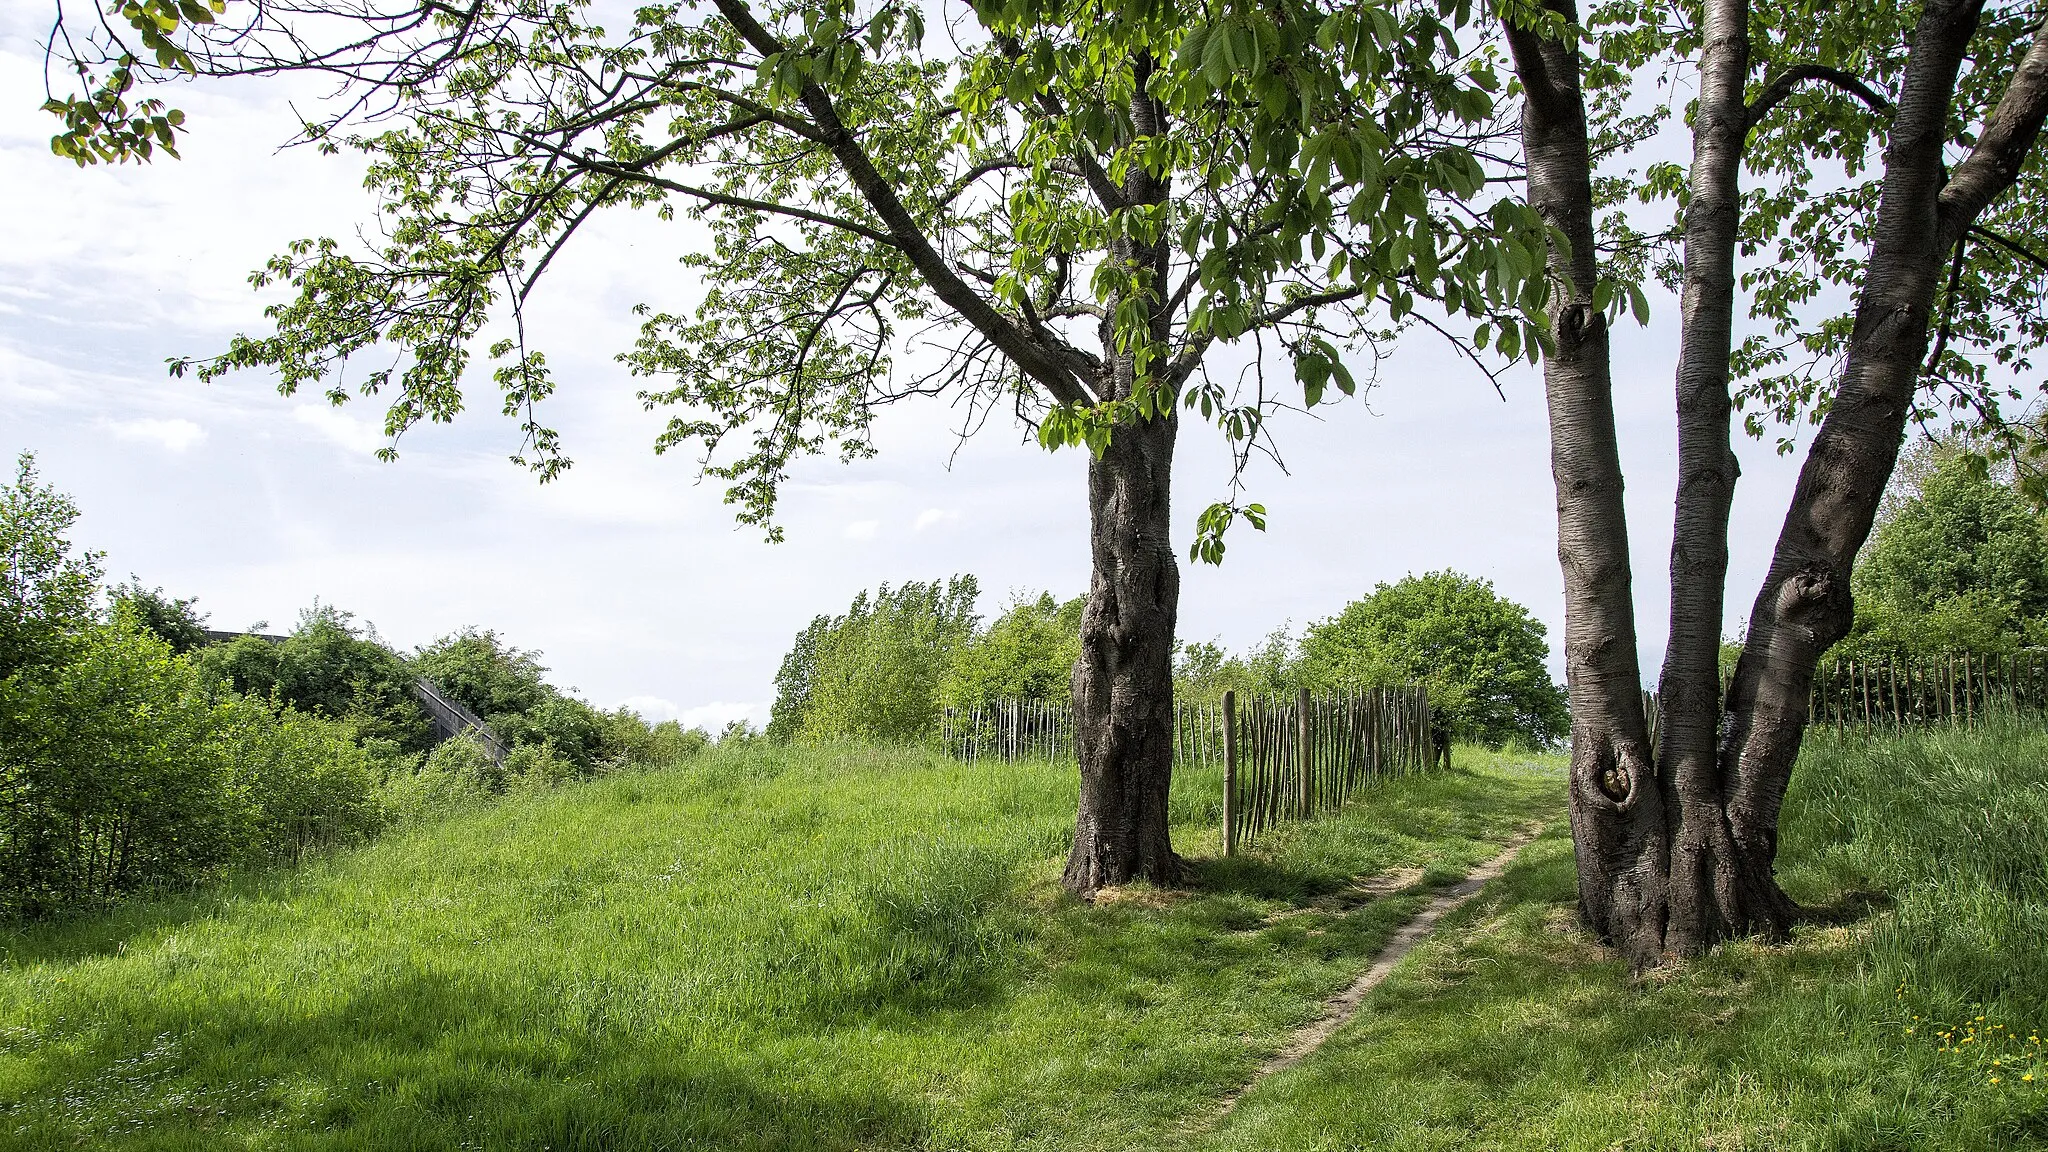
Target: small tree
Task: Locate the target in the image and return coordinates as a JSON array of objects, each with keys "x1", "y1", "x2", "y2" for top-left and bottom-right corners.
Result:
[
  {"x1": 108, "y1": 580, "x2": 211, "y2": 654},
  {"x1": 0, "y1": 454, "x2": 101, "y2": 680},
  {"x1": 1295, "y1": 571, "x2": 1566, "y2": 748},
  {"x1": 1836, "y1": 452, "x2": 2048, "y2": 658},
  {"x1": 940, "y1": 592, "x2": 1084, "y2": 714},
  {"x1": 771, "y1": 577, "x2": 980, "y2": 743}
]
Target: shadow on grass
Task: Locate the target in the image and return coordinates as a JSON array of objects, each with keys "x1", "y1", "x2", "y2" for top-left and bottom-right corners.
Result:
[
  {"x1": 0, "y1": 863, "x2": 312, "y2": 971},
  {"x1": 0, "y1": 965, "x2": 932, "y2": 1152}
]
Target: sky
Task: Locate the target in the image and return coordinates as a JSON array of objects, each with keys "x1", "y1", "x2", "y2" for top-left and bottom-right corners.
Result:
[{"x1": 0, "y1": 14, "x2": 1815, "y2": 731}]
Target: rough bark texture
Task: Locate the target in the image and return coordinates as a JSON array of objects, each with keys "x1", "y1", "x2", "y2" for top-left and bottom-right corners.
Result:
[
  {"x1": 1064, "y1": 54, "x2": 1183, "y2": 893},
  {"x1": 1506, "y1": 1, "x2": 1665, "y2": 969},
  {"x1": 1655, "y1": 0, "x2": 1800, "y2": 957},
  {"x1": 1720, "y1": 2, "x2": 2048, "y2": 880},
  {"x1": 1065, "y1": 410, "x2": 1182, "y2": 892}
]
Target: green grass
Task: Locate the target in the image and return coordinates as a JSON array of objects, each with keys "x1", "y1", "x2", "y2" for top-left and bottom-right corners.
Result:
[
  {"x1": 0, "y1": 743, "x2": 1561, "y2": 1150},
  {"x1": 1195, "y1": 716, "x2": 2048, "y2": 1152}
]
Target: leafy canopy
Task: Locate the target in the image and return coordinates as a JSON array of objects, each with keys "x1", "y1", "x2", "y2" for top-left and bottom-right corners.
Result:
[
  {"x1": 1835, "y1": 447, "x2": 2048, "y2": 659},
  {"x1": 140, "y1": 0, "x2": 1549, "y2": 560},
  {"x1": 1295, "y1": 569, "x2": 1566, "y2": 748},
  {"x1": 1587, "y1": 0, "x2": 2048, "y2": 464}
]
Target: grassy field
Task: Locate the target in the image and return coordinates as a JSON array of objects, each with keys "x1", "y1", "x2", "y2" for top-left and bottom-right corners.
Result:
[
  {"x1": 1202, "y1": 717, "x2": 2048, "y2": 1151},
  {"x1": 0, "y1": 744, "x2": 1560, "y2": 1150}
]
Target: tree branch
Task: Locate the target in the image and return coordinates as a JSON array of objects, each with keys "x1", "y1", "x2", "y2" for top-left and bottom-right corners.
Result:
[
  {"x1": 1744, "y1": 64, "x2": 1893, "y2": 130},
  {"x1": 707, "y1": 0, "x2": 1096, "y2": 406},
  {"x1": 1939, "y1": 16, "x2": 2048, "y2": 244}
]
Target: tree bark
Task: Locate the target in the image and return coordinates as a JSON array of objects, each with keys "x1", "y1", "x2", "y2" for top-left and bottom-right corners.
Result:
[
  {"x1": 1655, "y1": 0, "x2": 1800, "y2": 956},
  {"x1": 1720, "y1": 1, "x2": 2048, "y2": 880},
  {"x1": 1506, "y1": 1, "x2": 1666, "y2": 969},
  {"x1": 1066, "y1": 408, "x2": 1181, "y2": 892}
]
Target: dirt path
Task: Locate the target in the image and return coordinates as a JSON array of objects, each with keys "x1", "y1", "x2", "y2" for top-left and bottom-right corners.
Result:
[{"x1": 1211, "y1": 825, "x2": 1545, "y2": 1119}]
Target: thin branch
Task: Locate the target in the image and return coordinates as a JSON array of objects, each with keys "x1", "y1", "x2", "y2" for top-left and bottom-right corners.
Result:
[{"x1": 1744, "y1": 64, "x2": 1893, "y2": 130}]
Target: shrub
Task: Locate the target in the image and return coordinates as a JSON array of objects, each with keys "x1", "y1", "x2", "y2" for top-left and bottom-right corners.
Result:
[
  {"x1": 1834, "y1": 451, "x2": 2048, "y2": 661},
  {"x1": 193, "y1": 604, "x2": 433, "y2": 751},
  {"x1": 108, "y1": 580, "x2": 210, "y2": 654},
  {"x1": 212, "y1": 695, "x2": 384, "y2": 864},
  {"x1": 0, "y1": 453, "x2": 100, "y2": 680},
  {"x1": 0, "y1": 618, "x2": 383, "y2": 916}
]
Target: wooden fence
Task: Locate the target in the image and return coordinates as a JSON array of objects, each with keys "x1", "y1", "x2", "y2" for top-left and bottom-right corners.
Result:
[
  {"x1": 1809, "y1": 651, "x2": 2048, "y2": 731},
  {"x1": 1641, "y1": 652, "x2": 2048, "y2": 739},
  {"x1": 943, "y1": 686, "x2": 1439, "y2": 855}
]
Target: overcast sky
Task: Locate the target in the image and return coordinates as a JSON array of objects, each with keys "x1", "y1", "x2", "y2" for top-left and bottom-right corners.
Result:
[{"x1": 0, "y1": 14, "x2": 1815, "y2": 730}]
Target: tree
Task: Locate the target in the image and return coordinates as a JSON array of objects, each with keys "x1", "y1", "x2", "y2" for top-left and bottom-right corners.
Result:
[
  {"x1": 770, "y1": 577, "x2": 980, "y2": 743},
  {"x1": 1295, "y1": 571, "x2": 1566, "y2": 748},
  {"x1": 1172, "y1": 626, "x2": 1297, "y2": 704},
  {"x1": 194, "y1": 604, "x2": 433, "y2": 750},
  {"x1": 0, "y1": 454, "x2": 102, "y2": 680},
  {"x1": 940, "y1": 591, "x2": 1084, "y2": 714},
  {"x1": 108, "y1": 580, "x2": 211, "y2": 654},
  {"x1": 91, "y1": 0, "x2": 1548, "y2": 891},
  {"x1": 1501, "y1": 0, "x2": 2048, "y2": 964},
  {"x1": 412, "y1": 628, "x2": 552, "y2": 719},
  {"x1": 1835, "y1": 450, "x2": 2048, "y2": 658}
]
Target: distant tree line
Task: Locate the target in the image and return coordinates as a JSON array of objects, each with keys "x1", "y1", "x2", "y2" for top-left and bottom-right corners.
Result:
[
  {"x1": 0, "y1": 455, "x2": 708, "y2": 918},
  {"x1": 770, "y1": 571, "x2": 1566, "y2": 751}
]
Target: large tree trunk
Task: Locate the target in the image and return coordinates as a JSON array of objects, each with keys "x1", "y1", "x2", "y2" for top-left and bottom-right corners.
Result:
[
  {"x1": 1064, "y1": 51, "x2": 1181, "y2": 894},
  {"x1": 1720, "y1": 3, "x2": 2048, "y2": 863},
  {"x1": 1655, "y1": 0, "x2": 1800, "y2": 956},
  {"x1": 1506, "y1": 1, "x2": 1666, "y2": 970},
  {"x1": 1066, "y1": 409, "x2": 1181, "y2": 892}
]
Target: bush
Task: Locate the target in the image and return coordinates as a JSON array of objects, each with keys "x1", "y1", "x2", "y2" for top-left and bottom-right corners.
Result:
[
  {"x1": 108, "y1": 580, "x2": 210, "y2": 654},
  {"x1": 0, "y1": 619, "x2": 382, "y2": 916},
  {"x1": 1834, "y1": 451, "x2": 2048, "y2": 661},
  {"x1": 213, "y1": 694, "x2": 384, "y2": 864},
  {"x1": 0, "y1": 453, "x2": 99, "y2": 680},
  {"x1": 193, "y1": 604, "x2": 433, "y2": 751}
]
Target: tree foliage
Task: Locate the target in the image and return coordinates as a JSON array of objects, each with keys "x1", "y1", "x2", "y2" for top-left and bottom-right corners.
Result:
[
  {"x1": 192, "y1": 604, "x2": 432, "y2": 751},
  {"x1": 109, "y1": 579, "x2": 211, "y2": 654},
  {"x1": 1836, "y1": 449, "x2": 2048, "y2": 659},
  {"x1": 940, "y1": 592, "x2": 1084, "y2": 714},
  {"x1": 1295, "y1": 571, "x2": 1566, "y2": 747},
  {"x1": 770, "y1": 577, "x2": 981, "y2": 744},
  {"x1": 0, "y1": 454, "x2": 102, "y2": 680}
]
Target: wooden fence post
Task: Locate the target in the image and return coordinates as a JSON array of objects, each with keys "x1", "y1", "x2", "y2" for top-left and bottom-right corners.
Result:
[
  {"x1": 1223, "y1": 690, "x2": 1238, "y2": 857},
  {"x1": 1296, "y1": 687, "x2": 1312, "y2": 816}
]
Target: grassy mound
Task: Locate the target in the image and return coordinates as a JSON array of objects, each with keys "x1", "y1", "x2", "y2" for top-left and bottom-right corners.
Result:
[
  {"x1": 0, "y1": 743, "x2": 1559, "y2": 1150},
  {"x1": 1200, "y1": 716, "x2": 2048, "y2": 1151}
]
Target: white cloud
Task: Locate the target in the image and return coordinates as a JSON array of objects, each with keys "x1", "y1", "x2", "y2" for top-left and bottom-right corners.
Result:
[
  {"x1": 613, "y1": 695, "x2": 679, "y2": 722},
  {"x1": 293, "y1": 404, "x2": 387, "y2": 454},
  {"x1": 913, "y1": 508, "x2": 957, "y2": 532},
  {"x1": 107, "y1": 418, "x2": 206, "y2": 453},
  {"x1": 681, "y1": 701, "x2": 765, "y2": 733},
  {"x1": 842, "y1": 519, "x2": 880, "y2": 540}
]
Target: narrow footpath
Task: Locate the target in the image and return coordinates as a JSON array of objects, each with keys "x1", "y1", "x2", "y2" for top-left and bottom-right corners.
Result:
[{"x1": 1211, "y1": 825, "x2": 1545, "y2": 1119}]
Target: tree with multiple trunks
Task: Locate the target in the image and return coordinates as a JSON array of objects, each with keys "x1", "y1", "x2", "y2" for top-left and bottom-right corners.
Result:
[
  {"x1": 1501, "y1": 0, "x2": 2048, "y2": 965},
  {"x1": 48, "y1": 0, "x2": 1548, "y2": 891}
]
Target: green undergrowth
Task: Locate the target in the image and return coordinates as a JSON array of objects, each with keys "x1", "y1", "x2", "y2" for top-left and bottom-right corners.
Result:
[
  {"x1": 0, "y1": 742, "x2": 1560, "y2": 1150},
  {"x1": 1197, "y1": 716, "x2": 2048, "y2": 1152}
]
